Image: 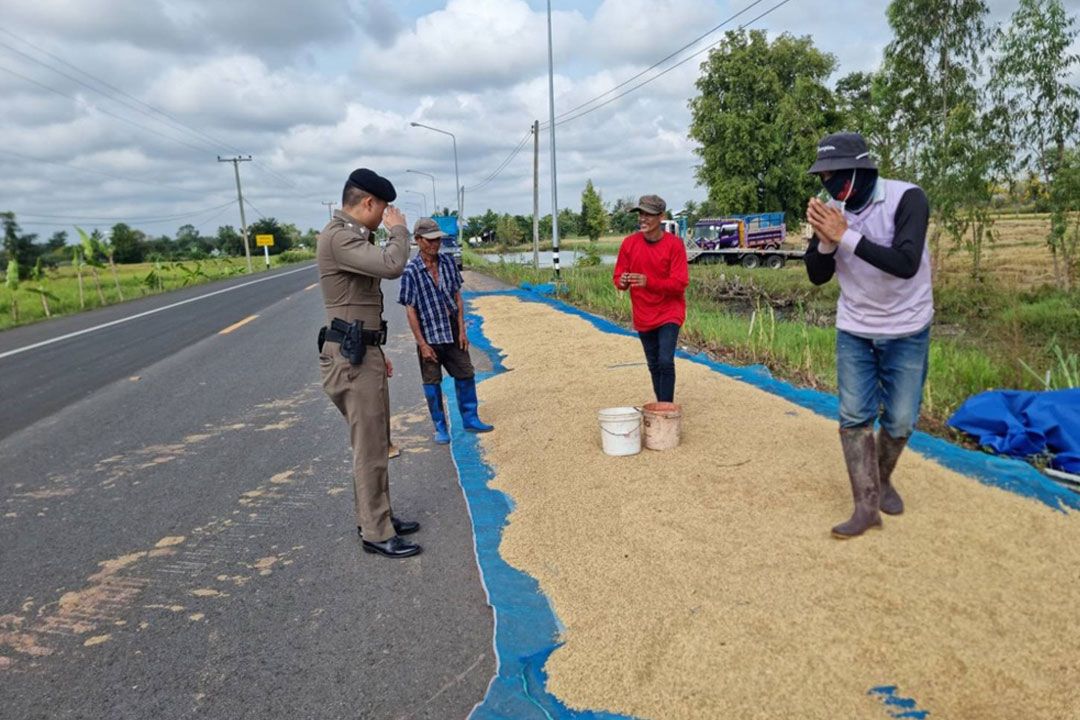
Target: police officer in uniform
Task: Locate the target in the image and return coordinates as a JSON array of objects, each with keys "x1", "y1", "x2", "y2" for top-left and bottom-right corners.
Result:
[{"x1": 318, "y1": 168, "x2": 421, "y2": 558}]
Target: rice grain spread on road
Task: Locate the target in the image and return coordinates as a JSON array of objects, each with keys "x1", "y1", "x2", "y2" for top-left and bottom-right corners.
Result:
[{"x1": 471, "y1": 293, "x2": 1080, "y2": 720}]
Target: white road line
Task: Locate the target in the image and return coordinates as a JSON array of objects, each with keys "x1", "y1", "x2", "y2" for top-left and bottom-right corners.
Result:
[{"x1": 0, "y1": 264, "x2": 314, "y2": 361}]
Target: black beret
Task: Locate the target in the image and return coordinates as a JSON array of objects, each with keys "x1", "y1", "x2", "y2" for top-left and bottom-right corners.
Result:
[{"x1": 346, "y1": 168, "x2": 396, "y2": 202}]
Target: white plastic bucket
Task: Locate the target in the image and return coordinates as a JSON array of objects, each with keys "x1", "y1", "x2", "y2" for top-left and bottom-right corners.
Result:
[{"x1": 598, "y1": 406, "x2": 642, "y2": 456}]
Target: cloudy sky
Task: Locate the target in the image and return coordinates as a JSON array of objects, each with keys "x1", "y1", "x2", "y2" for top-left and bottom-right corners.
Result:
[{"x1": 1, "y1": 0, "x2": 1074, "y2": 240}]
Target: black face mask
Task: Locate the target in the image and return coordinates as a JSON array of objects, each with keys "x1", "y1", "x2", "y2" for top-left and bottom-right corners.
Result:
[
  {"x1": 821, "y1": 169, "x2": 878, "y2": 212},
  {"x1": 822, "y1": 171, "x2": 853, "y2": 201}
]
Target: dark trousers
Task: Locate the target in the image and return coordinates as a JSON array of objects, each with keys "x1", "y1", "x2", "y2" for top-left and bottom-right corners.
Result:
[
  {"x1": 638, "y1": 322, "x2": 680, "y2": 402},
  {"x1": 417, "y1": 319, "x2": 475, "y2": 385}
]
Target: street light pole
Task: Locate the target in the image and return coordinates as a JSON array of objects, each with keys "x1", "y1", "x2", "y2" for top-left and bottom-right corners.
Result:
[
  {"x1": 410, "y1": 122, "x2": 461, "y2": 239},
  {"x1": 406, "y1": 169, "x2": 437, "y2": 213},
  {"x1": 404, "y1": 190, "x2": 428, "y2": 217}
]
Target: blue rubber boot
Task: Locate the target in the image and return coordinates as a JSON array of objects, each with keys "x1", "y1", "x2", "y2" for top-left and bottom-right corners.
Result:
[
  {"x1": 454, "y1": 377, "x2": 494, "y2": 433},
  {"x1": 422, "y1": 384, "x2": 451, "y2": 444}
]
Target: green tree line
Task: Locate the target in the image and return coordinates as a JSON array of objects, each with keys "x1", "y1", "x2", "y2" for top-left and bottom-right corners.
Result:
[{"x1": 1, "y1": 212, "x2": 319, "y2": 276}]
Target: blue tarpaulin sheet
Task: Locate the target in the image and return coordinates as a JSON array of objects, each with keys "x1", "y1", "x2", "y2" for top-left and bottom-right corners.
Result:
[{"x1": 947, "y1": 389, "x2": 1080, "y2": 473}]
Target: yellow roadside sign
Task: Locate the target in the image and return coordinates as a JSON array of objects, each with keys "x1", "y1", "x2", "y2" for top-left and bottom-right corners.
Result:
[{"x1": 255, "y1": 234, "x2": 274, "y2": 247}]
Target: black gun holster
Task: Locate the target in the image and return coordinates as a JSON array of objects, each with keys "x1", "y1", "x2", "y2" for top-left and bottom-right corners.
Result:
[
  {"x1": 319, "y1": 318, "x2": 389, "y2": 366},
  {"x1": 330, "y1": 318, "x2": 367, "y2": 365}
]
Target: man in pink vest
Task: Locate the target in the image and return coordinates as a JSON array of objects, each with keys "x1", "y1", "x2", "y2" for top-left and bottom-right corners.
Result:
[{"x1": 804, "y1": 132, "x2": 933, "y2": 539}]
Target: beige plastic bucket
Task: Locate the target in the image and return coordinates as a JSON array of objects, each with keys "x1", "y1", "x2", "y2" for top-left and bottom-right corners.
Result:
[
  {"x1": 642, "y1": 402, "x2": 682, "y2": 451},
  {"x1": 598, "y1": 407, "x2": 642, "y2": 456}
]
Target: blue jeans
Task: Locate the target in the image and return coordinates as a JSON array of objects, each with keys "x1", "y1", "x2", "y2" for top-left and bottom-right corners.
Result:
[
  {"x1": 836, "y1": 326, "x2": 930, "y2": 438},
  {"x1": 638, "y1": 323, "x2": 680, "y2": 402}
]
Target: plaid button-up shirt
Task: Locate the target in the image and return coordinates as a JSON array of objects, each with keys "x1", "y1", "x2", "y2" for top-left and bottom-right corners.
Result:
[{"x1": 397, "y1": 252, "x2": 463, "y2": 345}]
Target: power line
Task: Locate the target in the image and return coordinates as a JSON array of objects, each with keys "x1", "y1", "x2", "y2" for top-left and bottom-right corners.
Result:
[
  {"x1": 0, "y1": 63, "x2": 211, "y2": 154},
  {"x1": 243, "y1": 197, "x2": 267, "y2": 220},
  {"x1": 0, "y1": 30, "x2": 307, "y2": 193},
  {"x1": 460, "y1": 0, "x2": 795, "y2": 196},
  {"x1": 13, "y1": 200, "x2": 237, "y2": 223},
  {"x1": 13, "y1": 203, "x2": 241, "y2": 229},
  {"x1": 0, "y1": 38, "x2": 219, "y2": 154},
  {"x1": 0, "y1": 148, "x2": 207, "y2": 197},
  {"x1": 464, "y1": 129, "x2": 534, "y2": 192},
  {"x1": 0, "y1": 29, "x2": 229, "y2": 152},
  {"x1": 546, "y1": 0, "x2": 770, "y2": 125},
  {"x1": 544, "y1": 0, "x2": 795, "y2": 130},
  {"x1": 196, "y1": 204, "x2": 243, "y2": 231}
]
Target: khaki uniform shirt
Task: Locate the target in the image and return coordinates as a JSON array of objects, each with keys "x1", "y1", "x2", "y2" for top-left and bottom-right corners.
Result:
[{"x1": 317, "y1": 210, "x2": 410, "y2": 328}]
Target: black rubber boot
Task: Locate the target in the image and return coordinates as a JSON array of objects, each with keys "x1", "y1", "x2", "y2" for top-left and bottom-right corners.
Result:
[
  {"x1": 877, "y1": 430, "x2": 908, "y2": 515},
  {"x1": 832, "y1": 427, "x2": 883, "y2": 539}
]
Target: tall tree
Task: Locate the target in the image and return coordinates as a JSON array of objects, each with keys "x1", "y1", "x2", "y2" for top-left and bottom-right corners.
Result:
[
  {"x1": 76, "y1": 228, "x2": 107, "y2": 304},
  {"x1": 557, "y1": 208, "x2": 580, "y2": 239},
  {"x1": 45, "y1": 230, "x2": 68, "y2": 252},
  {"x1": 109, "y1": 223, "x2": 146, "y2": 264},
  {"x1": 1, "y1": 212, "x2": 39, "y2": 279},
  {"x1": 580, "y1": 180, "x2": 608, "y2": 242},
  {"x1": 610, "y1": 196, "x2": 639, "y2": 235},
  {"x1": 689, "y1": 30, "x2": 842, "y2": 222},
  {"x1": 993, "y1": 0, "x2": 1080, "y2": 289},
  {"x1": 248, "y1": 217, "x2": 291, "y2": 255},
  {"x1": 215, "y1": 225, "x2": 244, "y2": 256},
  {"x1": 878, "y1": 0, "x2": 995, "y2": 273}
]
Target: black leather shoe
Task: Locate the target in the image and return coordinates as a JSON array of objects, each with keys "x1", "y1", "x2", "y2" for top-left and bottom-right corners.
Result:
[
  {"x1": 361, "y1": 535, "x2": 422, "y2": 558},
  {"x1": 357, "y1": 517, "x2": 420, "y2": 537}
]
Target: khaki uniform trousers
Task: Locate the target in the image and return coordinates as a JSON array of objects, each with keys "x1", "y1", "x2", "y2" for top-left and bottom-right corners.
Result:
[{"x1": 320, "y1": 342, "x2": 394, "y2": 541}]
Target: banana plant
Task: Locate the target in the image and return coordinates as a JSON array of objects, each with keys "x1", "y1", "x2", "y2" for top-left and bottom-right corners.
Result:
[
  {"x1": 5, "y1": 259, "x2": 19, "y2": 323},
  {"x1": 26, "y1": 258, "x2": 57, "y2": 318},
  {"x1": 72, "y1": 245, "x2": 85, "y2": 309},
  {"x1": 76, "y1": 227, "x2": 106, "y2": 304},
  {"x1": 102, "y1": 235, "x2": 124, "y2": 301}
]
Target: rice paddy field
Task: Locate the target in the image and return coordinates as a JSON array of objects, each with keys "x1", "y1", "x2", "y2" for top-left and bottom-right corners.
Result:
[{"x1": 0, "y1": 251, "x2": 315, "y2": 331}]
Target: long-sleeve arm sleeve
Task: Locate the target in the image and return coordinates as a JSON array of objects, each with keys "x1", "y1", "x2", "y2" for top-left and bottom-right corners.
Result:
[
  {"x1": 613, "y1": 243, "x2": 630, "y2": 290},
  {"x1": 851, "y1": 188, "x2": 929, "y2": 279},
  {"x1": 804, "y1": 234, "x2": 836, "y2": 285},
  {"x1": 647, "y1": 242, "x2": 690, "y2": 296},
  {"x1": 331, "y1": 223, "x2": 410, "y2": 279}
]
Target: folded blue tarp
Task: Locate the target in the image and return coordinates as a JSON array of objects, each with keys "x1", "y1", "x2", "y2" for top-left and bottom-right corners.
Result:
[{"x1": 947, "y1": 389, "x2": 1080, "y2": 473}]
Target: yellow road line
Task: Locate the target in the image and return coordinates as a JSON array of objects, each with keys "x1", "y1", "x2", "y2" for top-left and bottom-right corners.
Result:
[
  {"x1": 304, "y1": 282, "x2": 319, "y2": 291},
  {"x1": 219, "y1": 314, "x2": 258, "y2": 335}
]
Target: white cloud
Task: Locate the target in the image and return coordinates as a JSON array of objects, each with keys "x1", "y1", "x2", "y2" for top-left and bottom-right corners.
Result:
[
  {"x1": 145, "y1": 55, "x2": 347, "y2": 131},
  {"x1": 358, "y1": 0, "x2": 589, "y2": 92},
  {"x1": 590, "y1": 0, "x2": 718, "y2": 63}
]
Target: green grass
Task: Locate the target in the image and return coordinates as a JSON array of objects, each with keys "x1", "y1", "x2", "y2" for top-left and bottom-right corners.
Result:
[
  {"x1": 463, "y1": 246, "x2": 1080, "y2": 432},
  {"x1": 0, "y1": 250, "x2": 316, "y2": 331}
]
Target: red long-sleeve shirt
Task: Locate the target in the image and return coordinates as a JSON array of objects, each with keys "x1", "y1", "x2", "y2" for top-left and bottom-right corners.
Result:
[{"x1": 612, "y1": 231, "x2": 689, "y2": 332}]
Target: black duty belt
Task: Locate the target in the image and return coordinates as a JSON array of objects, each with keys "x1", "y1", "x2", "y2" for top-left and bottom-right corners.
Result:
[
  {"x1": 324, "y1": 320, "x2": 387, "y2": 347},
  {"x1": 318, "y1": 318, "x2": 388, "y2": 366}
]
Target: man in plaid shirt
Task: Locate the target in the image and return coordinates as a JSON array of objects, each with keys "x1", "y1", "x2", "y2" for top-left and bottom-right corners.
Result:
[{"x1": 399, "y1": 218, "x2": 494, "y2": 443}]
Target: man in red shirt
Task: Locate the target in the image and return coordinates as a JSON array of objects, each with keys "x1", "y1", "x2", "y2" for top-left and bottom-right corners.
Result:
[{"x1": 613, "y1": 194, "x2": 690, "y2": 403}]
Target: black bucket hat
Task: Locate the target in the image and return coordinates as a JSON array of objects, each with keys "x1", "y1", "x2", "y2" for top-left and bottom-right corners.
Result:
[{"x1": 807, "y1": 132, "x2": 878, "y2": 174}]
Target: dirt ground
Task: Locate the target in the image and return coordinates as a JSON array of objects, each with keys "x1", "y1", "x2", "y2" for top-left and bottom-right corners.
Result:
[{"x1": 471, "y1": 292, "x2": 1080, "y2": 720}]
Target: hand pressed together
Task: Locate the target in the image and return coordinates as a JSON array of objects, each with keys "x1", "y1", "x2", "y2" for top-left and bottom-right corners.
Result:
[{"x1": 806, "y1": 197, "x2": 846, "y2": 252}]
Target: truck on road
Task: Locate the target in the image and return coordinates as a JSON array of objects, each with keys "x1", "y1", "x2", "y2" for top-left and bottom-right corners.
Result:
[
  {"x1": 684, "y1": 212, "x2": 805, "y2": 269},
  {"x1": 432, "y1": 216, "x2": 463, "y2": 270}
]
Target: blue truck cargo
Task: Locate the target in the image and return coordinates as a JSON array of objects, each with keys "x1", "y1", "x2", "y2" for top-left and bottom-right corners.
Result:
[{"x1": 431, "y1": 215, "x2": 462, "y2": 269}]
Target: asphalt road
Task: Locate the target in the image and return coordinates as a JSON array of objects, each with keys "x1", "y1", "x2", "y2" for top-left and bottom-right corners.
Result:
[{"x1": 0, "y1": 262, "x2": 495, "y2": 719}]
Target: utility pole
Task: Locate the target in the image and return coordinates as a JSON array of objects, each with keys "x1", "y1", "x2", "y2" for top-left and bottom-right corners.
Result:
[
  {"x1": 321, "y1": 201, "x2": 336, "y2": 219},
  {"x1": 545, "y1": 0, "x2": 560, "y2": 280},
  {"x1": 532, "y1": 120, "x2": 540, "y2": 270},
  {"x1": 218, "y1": 155, "x2": 253, "y2": 273}
]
